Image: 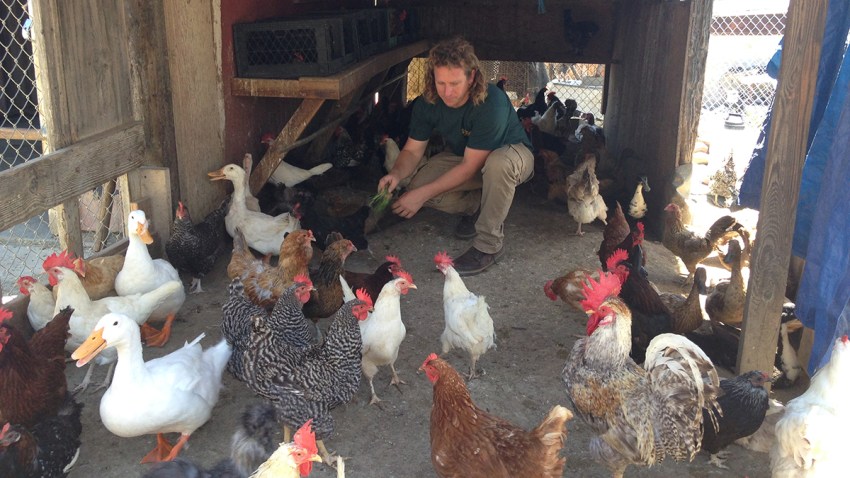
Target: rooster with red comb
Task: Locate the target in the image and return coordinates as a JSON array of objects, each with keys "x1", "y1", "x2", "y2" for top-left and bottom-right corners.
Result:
[{"x1": 563, "y1": 269, "x2": 722, "y2": 477}]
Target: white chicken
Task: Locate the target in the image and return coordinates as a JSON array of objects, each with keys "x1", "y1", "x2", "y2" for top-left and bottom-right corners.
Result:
[
  {"x1": 566, "y1": 156, "x2": 607, "y2": 236},
  {"x1": 208, "y1": 163, "x2": 300, "y2": 256},
  {"x1": 433, "y1": 251, "x2": 495, "y2": 380},
  {"x1": 16, "y1": 275, "x2": 55, "y2": 332},
  {"x1": 341, "y1": 271, "x2": 416, "y2": 405},
  {"x1": 380, "y1": 135, "x2": 410, "y2": 190},
  {"x1": 771, "y1": 334, "x2": 850, "y2": 477},
  {"x1": 71, "y1": 313, "x2": 230, "y2": 464},
  {"x1": 114, "y1": 209, "x2": 186, "y2": 347},
  {"x1": 251, "y1": 420, "x2": 322, "y2": 478},
  {"x1": 262, "y1": 133, "x2": 333, "y2": 187}
]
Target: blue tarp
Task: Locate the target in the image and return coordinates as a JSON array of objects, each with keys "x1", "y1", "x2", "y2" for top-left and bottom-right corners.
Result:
[{"x1": 737, "y1": 1, "x2": 850, "y2": 372}]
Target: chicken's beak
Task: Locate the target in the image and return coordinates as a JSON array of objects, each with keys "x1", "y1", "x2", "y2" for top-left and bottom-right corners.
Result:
[
  {"x1": 207, "y1": 169, "x2": 226, "y2": 181},
  {"x1": 136, "y1": 221, "x2": 154, "y2": 245},
  {"x1": 71, "y1": 328, "x2": 107, "y2": 367},
  {"x1": 408, "y1": 284, "x2": 418, "y2": 289},
  {"x1": 310, "y1": 455, "x2": 322, "y2": 463}
]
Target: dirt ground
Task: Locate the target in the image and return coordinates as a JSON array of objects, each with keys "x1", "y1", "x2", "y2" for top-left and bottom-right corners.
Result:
[{"x1": 64, "y1": 184, "x2": 803, "y2": 478}]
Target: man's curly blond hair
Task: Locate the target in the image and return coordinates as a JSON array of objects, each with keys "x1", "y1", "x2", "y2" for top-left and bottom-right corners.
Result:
[{"x1": 423, "y1": 37, "x2": 488, "y2": 106}]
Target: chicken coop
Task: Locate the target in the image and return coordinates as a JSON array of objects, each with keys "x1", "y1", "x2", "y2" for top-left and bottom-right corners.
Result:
[{"x1": 0, "y1": 0, "x2": 841, "y2": 476}]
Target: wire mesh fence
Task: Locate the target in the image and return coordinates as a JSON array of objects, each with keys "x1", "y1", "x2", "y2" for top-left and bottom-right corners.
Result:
[
  {"x1": 0, "y1": 0, "x2": 126, "y2": 299},
  {"x1": 406, "y1": 58, "x2": 605, "y2": 120}
]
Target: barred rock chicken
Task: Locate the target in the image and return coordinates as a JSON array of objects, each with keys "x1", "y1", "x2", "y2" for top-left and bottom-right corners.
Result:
[
  {"x1": 356, "y1": 271, "x2": 416, "y2": 406},
  {"x1": 16, "y1": 276, "x2": 55, "y2": 333},
  {"x1": 141, "y1": 403, "x2": 280, "y2": 478},
  {"x1": 221, "y1": 276, "x2": 313, "y2": 385},
  {"x1": 434, "y1": 252, "x2": 495, "y2": 380},
  {"x1": 343, "y1": 255, "x2": 403, "y2": 305},
  {"x1": 241, "y1": 229, "x2": 315, "y2": 309},
  {"x1": 263, "y1": 292, "x2": 373, "y2": 466},
  {"x1": 165, "y1": 199, "x2": 228, "y2": 294},
  {"x1": 252, "y1": 420, "x2": 322, "y2": 478},
  {"x1": 421, "y1": 353, "x2": 572, "y2": 478},
  {"x1": 241, "y1": 277, "x2": 315, "y2": 393},
  {"x1": 701, "y1": 370, "x2": 769, "y2": 469},
  {"x1": 705, "y1": 240, "x2": 746, "y2": 327},
  {"x1": 660, "y1": 267, "x2": 708, "y2": 334},
  {"x1": 303, "y1": 238, "x2": 357, "y2": 320},
  {"x1": 0, "y1": 394, "x2": 83, "y2": 478},
  {"x1": 115, "y1": 209, "x2": 186, "y2": 346},
  {"x1": 771, "y1": 335, "x2": 850, "y2": 477},
  {"x1": 566, "y1": 156, "x2": 607, "y2": 236},
  {"x1": 262, "y1": 132, "x2": 333, "y2": 188},
  {"x1": 43, "y1": 250, "x2": 124, "y2": 302},
  {"x1": 662, "y1": 203, "x2": 744, "y2": 284},
  {"x1": 0, "y1": 307, "x2": 72, "y2": 428},
  {"x1": 563, "y1": 271, "x2": 722, "y2": 478}
]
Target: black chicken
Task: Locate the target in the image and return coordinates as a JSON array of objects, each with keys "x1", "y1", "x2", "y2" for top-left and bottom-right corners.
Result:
[
  {"x1": 517, "y1": 86, "x2": 548, "y2": 119},
  {"x1": 563, "y1": 9, "x2": 600, "y2": 56},
  {"x1": 294, "y1": 200, "x2": 370, "y2": 252},
  {"x1": 141, "y1": 403, "x2": 279, "y2": 478},
  {"x1": 165, "y1": 199, "x2": 229, "y2": 294},
  {"x1": 701, "y1": 370, "x2": 770, "y2": 469},
  {"x1": 0, "y1": 394, "x2": 83, "y2": 478}
]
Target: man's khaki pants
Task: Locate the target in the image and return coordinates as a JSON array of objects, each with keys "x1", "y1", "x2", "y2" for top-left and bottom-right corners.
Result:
[{"x1": 407, "y1": 143, "x2": 534, "y2": 254}]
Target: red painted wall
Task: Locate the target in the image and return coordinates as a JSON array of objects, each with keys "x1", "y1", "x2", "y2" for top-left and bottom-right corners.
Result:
[{"x1": 220, "y1": 1, "x2": 372, "y2": 168}]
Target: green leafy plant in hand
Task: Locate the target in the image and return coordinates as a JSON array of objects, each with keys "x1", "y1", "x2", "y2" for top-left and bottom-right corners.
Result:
[{"x1": 369, "y1": 186, "x2": 393, "y2": 213}]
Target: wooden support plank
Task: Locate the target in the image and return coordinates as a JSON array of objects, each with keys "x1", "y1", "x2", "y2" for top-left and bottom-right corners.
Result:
[
  {"x1": 232, "y1": 40, "x2": 429, "y2": 100},
  {"x1": 0, "y1": 122, "x2": 145, "y2": 232},
  {"x1": 53, "y1": 200, "x2": 83, "y2": 259},
  {"x1": 738, "y1": 0, "x2": 828, "y2": 376},
  {"x1": 0, "y1": 127, "x2": 43, "y2": 141},
  {"x1": 675, "y1": 0, "x2": 712, "y2": 168},
  {"x1": 249, "y1": 99, "x2": 325, "y2": 194},
  {"x1": 124, "y1": 167, "x2": 172, "y2": 258},
  {"x1": 92, "y1": 178, "x2": 117, "y2": 252}
]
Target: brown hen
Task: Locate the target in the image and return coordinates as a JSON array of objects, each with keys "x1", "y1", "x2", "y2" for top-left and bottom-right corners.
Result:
[
  {"x1": 242, "y1": 229, "x2": 315, "y2": 309},
  {"x1": 44, "y1": 250, "x2": 123, "y2": 301},
  {"x1": 421, "y1": 354, "x2": 572, "y2": 478},
  {"x1": 0, "y1": 306, "x2": 72, "y2": 427},
  {"x1": 662, "y1": 203, "x2": 743, "y2": 283},
  {"x1": 302, "y1": 237, "x2": 357, "y2": 320}
]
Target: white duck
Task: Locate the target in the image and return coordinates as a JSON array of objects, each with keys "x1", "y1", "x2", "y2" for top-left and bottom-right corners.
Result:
[
  {"x1": 16, "y1": 275, "x2": 55, "y2": 332},
  {"x1": 208, "y1": 163, "x2": 300, "y2": 256},
  {"x1": 71, "y1": 313, "x2": 231, "y2": 463},
  {"x1": 114, "y1": 209, "x2": 186, "y2": 346},
  {"x1": 628, "y1": 175, "x2": 651, "y2": 221}
]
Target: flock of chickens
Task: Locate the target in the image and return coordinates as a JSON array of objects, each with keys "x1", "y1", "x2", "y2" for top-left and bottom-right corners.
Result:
[{"x1": 1, "y1": 89, "x2": 846, "y2": 478}]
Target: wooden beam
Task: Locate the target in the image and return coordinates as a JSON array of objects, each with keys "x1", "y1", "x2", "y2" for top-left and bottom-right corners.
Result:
[
  {"x1": 675, "y1": 0, "x2": 712, "y2": 168},
  {"x1": 0, "y1": 122, "x2": 145, "y2": 232},
  {"x1": 738, "y1": 0, "x2": 828, "y2": 376},
  {"x1": 232, "y1": 40, "x2": 429, "y2": 100},
  {"x1": 123, "y1": 167, "x2": 172, "y2": 258},
  {"x1": 249, "y1": 99, "x2": 325, "y2": 194},
  {"x1": 0, "y1": 127, "x2": 43, "y2": 141}
]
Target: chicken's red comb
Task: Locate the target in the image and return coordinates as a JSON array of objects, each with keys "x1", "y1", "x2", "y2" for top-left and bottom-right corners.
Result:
[
  {"x1": 260, "y1": 132, "x2": 274, "y2": 144},
  {"x1": 843, "y1": 335, "x2": 848, "y2": 344},
  {"x1": 0, "y1": 307, "x2": 12, "y2": 323},
  {"x1": 605, "y1": 249, "x2": 629, "y2": 271},
  {"x1": 385, "y1": 254, "x2": 402, "y2": 266},
  {"x1": 0, "y1": 423, "x2": 10, "y2": 438},
  {"x1": 394, "y1": 269, "x2": 414, "y2": 284},
  {"x1": 434, "y1": 251, "x2": 453, "y2": 267},
  {"x1": 16, "y1": 276, "x2": 36, "y2": 286},
  {"x1": 293, "y1": 274, "x2": 312, "y2": 286},
  {"x1": 421, "y1": 352, "x2": 439, "y2": 369},
  {"x1": 635, "y1": 222, "x2": 645, "y2": 243},
  {"x1": 580, "y1": 270, "x2": 622, "y2": 314},
  {"x1": 42, "y1": 250, "x2": 75, "y2": 271},
  {"x1": 294, "y1": 419, "x2": 318, "y2": 454},
  {"x1": 355, "y1": 288, "x2": 373, "y2": 308}
]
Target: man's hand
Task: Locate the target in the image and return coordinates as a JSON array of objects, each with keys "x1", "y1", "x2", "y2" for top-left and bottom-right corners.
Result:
[
  {"x1": 378, "y1": 173, "x2": 400, "y2": 194},
  {"x1": 392, "y1": 189, "x2": 428, "y2": 218}
]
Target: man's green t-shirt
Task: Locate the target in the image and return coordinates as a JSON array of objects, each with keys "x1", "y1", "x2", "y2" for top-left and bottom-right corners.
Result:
[{"x1": 408, "y1": 83, "x2": 531, "y2": 156}]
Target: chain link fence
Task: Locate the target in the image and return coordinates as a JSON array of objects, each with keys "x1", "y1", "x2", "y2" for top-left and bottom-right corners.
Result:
[
  {"x1": 0, "y1": 0, "x2": 125, "y2": 299},
  {"x1": 406, "y1": 58, "x2": 604, "y2": 120}
]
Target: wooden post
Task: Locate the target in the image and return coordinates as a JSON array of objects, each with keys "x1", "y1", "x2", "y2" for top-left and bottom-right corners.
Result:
[
  {"x1": 737, "y1": 0, "x2": 828, "y2": 376},
  {"x1": 92, "y1": 178, "x2": 117, "y2": 252}
]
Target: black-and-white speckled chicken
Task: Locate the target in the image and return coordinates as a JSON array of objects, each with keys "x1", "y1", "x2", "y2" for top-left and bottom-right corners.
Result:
[
  {"x1": 0, "y1": 394, "x2": 83, "y2": 478},
  {"x1": 166, "y1": 198, "x2": 229, "y2": 294},
  {"x1": 263, "y1": 292, "x2": 373, "y2": 466},
  {"x1": 325, "y1": 126, "x2": 369, "y2": 169},
  {"x1": 708, "y1": 152, "x2": 737, "y2": 208}
]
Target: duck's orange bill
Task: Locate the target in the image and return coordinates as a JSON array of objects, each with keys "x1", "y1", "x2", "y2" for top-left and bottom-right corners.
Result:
[{"x1": 71, "y1": 328, "x2": 107, "y2": 367}]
